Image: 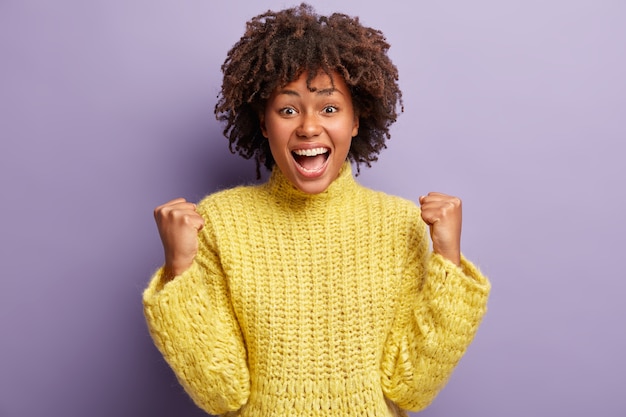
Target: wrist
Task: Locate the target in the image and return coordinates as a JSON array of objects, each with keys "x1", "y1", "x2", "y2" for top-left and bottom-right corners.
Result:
[
  {"x1": 433, "y1": 247, "x2": 461, "y2": 266},
  {"x1": 164, "y1": 258, "x2": 194, "y2": 279}
]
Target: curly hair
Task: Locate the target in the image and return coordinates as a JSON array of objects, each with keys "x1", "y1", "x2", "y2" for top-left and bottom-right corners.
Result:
[{"x1": 215, "y1": 3, "x2": 403, "y2": 176}]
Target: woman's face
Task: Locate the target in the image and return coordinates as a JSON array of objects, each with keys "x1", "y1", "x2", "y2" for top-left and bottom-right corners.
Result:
[{"x1": 260, "y1": 71, "x2": 359, "y2": 194}]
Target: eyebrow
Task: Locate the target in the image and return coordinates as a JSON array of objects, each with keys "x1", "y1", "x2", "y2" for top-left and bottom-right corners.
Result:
[{"x1": 278, "y1": 87, "x2": 343, "y2": 97}]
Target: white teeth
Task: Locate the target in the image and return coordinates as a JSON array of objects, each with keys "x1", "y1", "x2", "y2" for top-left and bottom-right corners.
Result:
[{"x1": 293, "y1": 147, "x2": 329, "y2": 157}]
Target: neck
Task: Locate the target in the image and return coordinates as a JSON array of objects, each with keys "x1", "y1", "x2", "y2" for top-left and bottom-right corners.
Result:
[{"x1": 265, "y1": 162, "x2": 357, "y2": 207}]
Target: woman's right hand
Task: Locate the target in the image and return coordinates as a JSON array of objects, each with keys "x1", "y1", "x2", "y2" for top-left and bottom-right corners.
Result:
[{"x1": 154, "y1": 198, "x2": 205, "y2": 278}]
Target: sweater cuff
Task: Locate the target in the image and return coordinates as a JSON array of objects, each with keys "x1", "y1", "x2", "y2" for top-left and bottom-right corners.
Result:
[
  {"x1": 142, "y1": 262, "x2": 200, "y2": 304},
  {"x1": 429, "y1": 252, "x2": 491, "y2": 292}
]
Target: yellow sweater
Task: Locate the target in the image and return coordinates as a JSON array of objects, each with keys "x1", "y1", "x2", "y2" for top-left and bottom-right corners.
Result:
[{"x1": 143, "y1": 163, "x2": 490, "y2": 417}]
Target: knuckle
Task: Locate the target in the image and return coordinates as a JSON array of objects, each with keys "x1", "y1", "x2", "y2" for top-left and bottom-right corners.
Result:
[
  {"x1": 154, "y1": 205, "x2": 167, "y2": 220},
  {"x1": 445, "y1": 197, "x2": 461, "y2": 210}
]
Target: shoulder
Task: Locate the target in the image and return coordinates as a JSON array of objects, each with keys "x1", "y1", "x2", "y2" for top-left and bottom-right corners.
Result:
[
  {"x1": 357, "y1": 185, "x2": 427, "y2": 240},
  {"x1": 195, "y1": 184, "x2": 266, "y2": 216},
  {"x1": 193, "y1": 185, "x2": 267, "y2": 244},
  {"x1": 357, "y1": 184, "x2": 421, "y2": 217}
]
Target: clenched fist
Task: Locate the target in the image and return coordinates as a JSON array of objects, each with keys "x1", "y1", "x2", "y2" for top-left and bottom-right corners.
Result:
[
  {"x1": 154, "y1": 198, "x2": 205, "y2": 278},
  {"x1": 419, "y1": 192, "x2": 462, "y2": 266}
]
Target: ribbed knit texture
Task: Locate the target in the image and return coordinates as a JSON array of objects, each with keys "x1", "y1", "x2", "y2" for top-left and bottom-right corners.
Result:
[{"x1": 143, "y1": 163, "x2": 490, "y2": 417}]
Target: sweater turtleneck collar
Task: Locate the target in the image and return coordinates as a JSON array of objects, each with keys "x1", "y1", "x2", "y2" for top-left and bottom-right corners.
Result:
[{"x1": 264, "y1": 162, "x2": 358, "y2": 206}]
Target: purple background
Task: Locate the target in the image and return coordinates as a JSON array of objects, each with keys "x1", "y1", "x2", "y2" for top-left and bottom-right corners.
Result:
[{"x1": 1, "y1": 1, "x2": 625, "y2": 416}]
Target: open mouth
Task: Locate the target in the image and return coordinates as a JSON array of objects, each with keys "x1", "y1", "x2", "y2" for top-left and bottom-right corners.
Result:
[{"x1": 292, "y1": 147, "x2": 330, "y2": 173}]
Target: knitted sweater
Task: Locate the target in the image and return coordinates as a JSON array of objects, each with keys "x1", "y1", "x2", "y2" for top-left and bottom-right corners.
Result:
[{"x1": 143, "y1": 163, "x2": 490, "y2": 417}]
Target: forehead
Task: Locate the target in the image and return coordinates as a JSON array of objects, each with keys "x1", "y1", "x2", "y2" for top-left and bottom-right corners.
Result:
[{"x1": 277, "y1": 70, "x2": 350, "y2": 96}]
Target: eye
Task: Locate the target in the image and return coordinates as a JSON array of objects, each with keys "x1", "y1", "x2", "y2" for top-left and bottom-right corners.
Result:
[
  {"x1": 279, "y1": 107, "x2": 297, "y2": 116},
  {"x1": 322, "y1": 106, "x2": 338, "y2": 114}
]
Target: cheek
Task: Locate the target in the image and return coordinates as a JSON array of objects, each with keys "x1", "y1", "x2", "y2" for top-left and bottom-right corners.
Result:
[
  {"x1": 263, "y1": 115, "x2": 289, "y2": 137},
  {"x1": 266, "y1": 135, "x2": 289, "y2": 161}
]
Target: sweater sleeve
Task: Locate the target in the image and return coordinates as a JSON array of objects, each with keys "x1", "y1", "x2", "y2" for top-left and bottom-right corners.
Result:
[
  {"x1": 142, "y1": 220, "x2": 250, "y2": 415},
  {"x1": 380, "y1": 214, "x2": 490, "y2": 411}
]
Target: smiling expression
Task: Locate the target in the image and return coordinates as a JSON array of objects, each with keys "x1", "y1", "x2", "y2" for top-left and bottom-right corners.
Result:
[{"x1": 260, "y1": 71, "x2": 359, "y2": 194}]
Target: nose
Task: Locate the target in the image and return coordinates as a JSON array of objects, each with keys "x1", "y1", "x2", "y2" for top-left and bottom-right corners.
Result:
[{"x1": 296, "y1": 112, "x2": 322, "y2": 138}]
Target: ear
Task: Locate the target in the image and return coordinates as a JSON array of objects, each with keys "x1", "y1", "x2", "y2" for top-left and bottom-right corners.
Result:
[
  {"x1": 259, "y1": 112, "x2": 268, "y2": 138},
  {"x1": 351, "y1": 113, "x2": 359, "y2": 137}
]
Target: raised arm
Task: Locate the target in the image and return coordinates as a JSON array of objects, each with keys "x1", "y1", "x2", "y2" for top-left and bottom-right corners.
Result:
[
  {"x1": 143, "y1": 199, "x2": 250, "y2": 414},
  {"x1": 380, "y1": 196, "x2": 490, "y2": 411}
]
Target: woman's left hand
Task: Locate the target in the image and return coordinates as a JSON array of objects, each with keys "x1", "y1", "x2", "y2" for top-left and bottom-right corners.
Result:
[{"x1": 419, "y1": 192, "x2": 462, "y2": 266}]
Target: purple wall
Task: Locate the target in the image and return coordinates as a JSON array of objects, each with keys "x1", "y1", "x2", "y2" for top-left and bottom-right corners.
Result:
[{"x1": 1, "y1": 1, "x2": 625, "y2": 416}]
